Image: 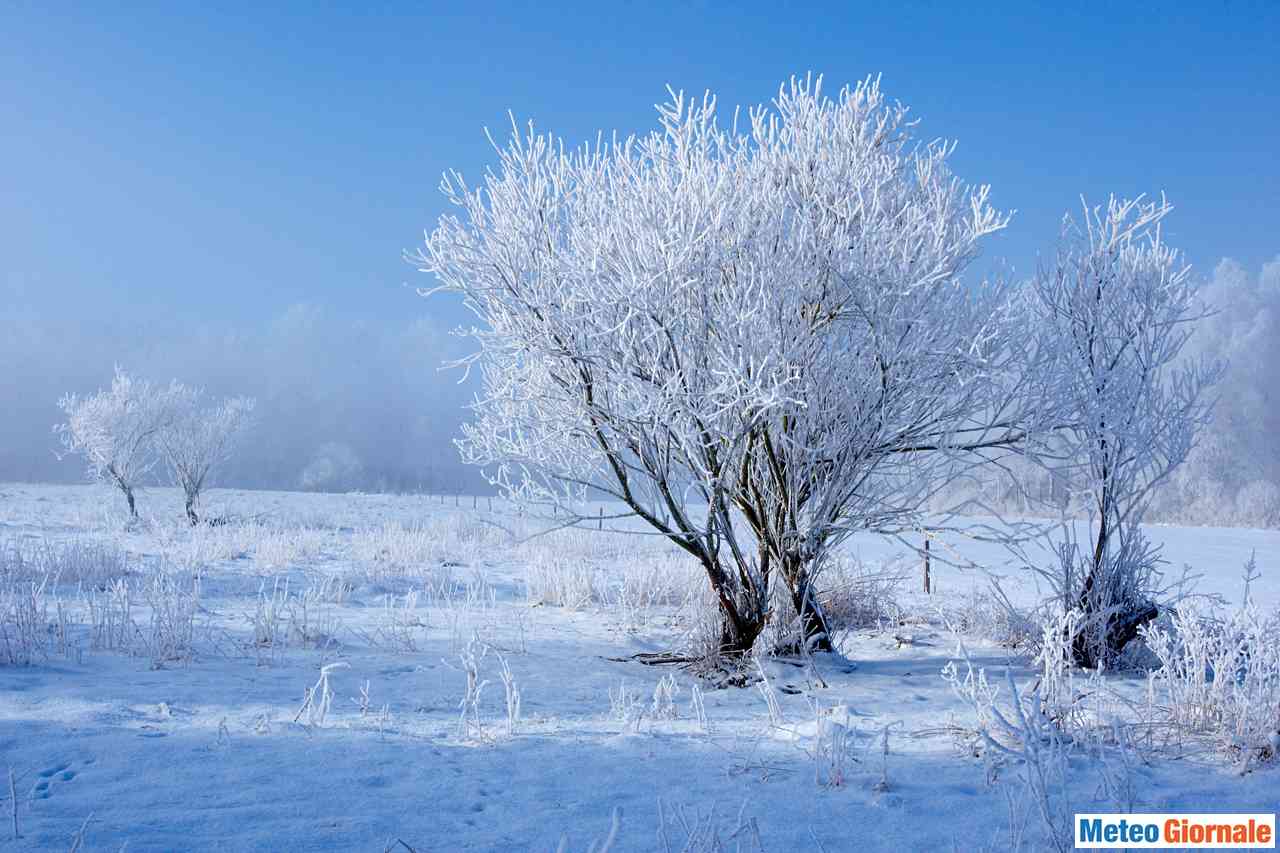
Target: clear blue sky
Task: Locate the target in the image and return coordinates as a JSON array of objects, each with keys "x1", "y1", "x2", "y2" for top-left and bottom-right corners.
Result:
[{"x1": 4, "y1": 1, "x2": 1278, "y2": 330}]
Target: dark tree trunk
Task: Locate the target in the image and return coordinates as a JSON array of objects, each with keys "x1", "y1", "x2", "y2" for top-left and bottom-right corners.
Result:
[
  {"x1": 1070, "y1": 563, "x2": 1159, "y2": 669},
  {"x1": 185, "y1": 493, "x2": 200, "y2": 526},
  {"x1": 699, "y1": 554, "x2": 768, "y2": 658},
  {"x1": 777, "y1": 554, "x2": 834, "y2": 654},
  {"x1": 717, "y1": 608, "x2": 766, "y2": 657},
  {"x1": 123, "y1": 485, "x2": 137, "y2": 519},
  {"x1": 789, "y1": 578, "x2": 834, "y2": 653}
]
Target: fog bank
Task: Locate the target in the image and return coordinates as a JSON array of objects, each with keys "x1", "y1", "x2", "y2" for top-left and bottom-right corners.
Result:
[{"x1": 0, "y1": 299, "x2": 483, "y2": 494}]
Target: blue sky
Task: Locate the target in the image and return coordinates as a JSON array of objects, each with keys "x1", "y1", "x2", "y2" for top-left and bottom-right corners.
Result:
[
  {"x1": 2, "y1": 1, "x2": 1277, "y2": 487},
  {"x1": 4, "y1": 1, "x2": 1278, "y2": 328}
]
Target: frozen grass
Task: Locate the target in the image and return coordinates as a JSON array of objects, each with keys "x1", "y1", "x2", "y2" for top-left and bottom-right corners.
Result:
[
  {"x1": 1143, "y1": 598, "x2": 1280, "y2": 769},
  {"x1": 1, "y1": 536, "x2": 134, "y2": 665},
  {"x1": 352, "y1": 522, "x2": 447, "y2": 577},
  {"x1": 0, "y1": 536, "x2": 134, "y2": 590}
]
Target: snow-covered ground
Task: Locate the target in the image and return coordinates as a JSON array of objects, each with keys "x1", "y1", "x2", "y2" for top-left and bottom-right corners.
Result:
[{"x1": 1, "y1": 483, "x2": 1276, "y2": 852}]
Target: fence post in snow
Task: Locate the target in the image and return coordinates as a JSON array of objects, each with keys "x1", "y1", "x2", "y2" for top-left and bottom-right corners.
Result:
[{"x1": 923, "y1": 536, "x2": 931, "y2": 595}]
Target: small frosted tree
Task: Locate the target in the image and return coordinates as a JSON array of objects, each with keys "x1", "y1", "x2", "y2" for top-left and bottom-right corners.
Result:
[
  {"x1": 416, "y1": 76, "x2": 1039, "y2": 655},
  {"x1": 1032, "y1": 196, "x2": 1221, "y2": 668},
  {"x1": 158, "y1": 389, "x2": 255, "y2": 525},
  {"x1": 55, "y1": 368, "x2": 179, "y2": 519}
]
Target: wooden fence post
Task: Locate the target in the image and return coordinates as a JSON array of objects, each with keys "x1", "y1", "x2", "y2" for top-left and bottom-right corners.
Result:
[{"x1": 923, "y1": 536, "x2": 931, "y2": 594}]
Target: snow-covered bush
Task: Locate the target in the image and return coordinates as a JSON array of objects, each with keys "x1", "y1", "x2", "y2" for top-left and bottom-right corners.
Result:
[{"x1": 244, "y1": 523, "x2": 331, "y2": 569}]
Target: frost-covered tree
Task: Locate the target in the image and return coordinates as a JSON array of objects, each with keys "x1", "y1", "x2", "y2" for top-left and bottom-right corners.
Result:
[
  {"x1": 416, "y1": 76, "x2": 1039, "y2": 655},
  {"x1": 55, "y1": 368, "x2": 181, "y2": 519},
  {"x1": 158, "y1": 389, "x2": 255, "y2": 525},
  {"x1": 1032, "y1": 196, "x2": 1220, "y2": 668}
]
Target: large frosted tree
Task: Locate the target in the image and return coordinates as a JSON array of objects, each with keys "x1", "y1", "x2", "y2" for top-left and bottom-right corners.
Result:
[{"x1": 416, "y1": 77, "x2": 1037, "y2": 655}]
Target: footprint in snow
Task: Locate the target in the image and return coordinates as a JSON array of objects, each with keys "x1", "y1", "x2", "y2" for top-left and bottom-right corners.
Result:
[{"x1": 31, "y1": 761, "x2": 82, "y2": 799}]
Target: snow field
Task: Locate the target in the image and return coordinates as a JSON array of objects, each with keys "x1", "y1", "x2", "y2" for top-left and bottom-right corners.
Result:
[{"x1": 1, "y1": 484, "x2": 1278, "y2": 851}]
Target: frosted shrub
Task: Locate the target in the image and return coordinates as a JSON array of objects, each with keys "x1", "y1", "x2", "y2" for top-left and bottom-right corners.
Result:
[
  {"x1": 1142, "y1": 600, "x2": 1280, "y2": 767},
  {"x1": 25, "y1": 538, "x2": 132, "y2": 590},
  {"x1": 159, "y1": 518, "x2": 328, "y2": 570},
  {"x1": 81, "y1": 566, "x2": 203, "y2": 665},
  {"x1": 1, "y1": 543, "x2": 49, "y2": 665},
  {"x1": 250, "y1": 577, "x2": 342, "y2": 660},
  {"x1": 288, "y1": 581, "x2": 341, "y2": 650},
  {"x1": 431, "y1": 512, "x2": 507, "y2": 562},
  {"x1": 1, "y1": 536, "x2": 133, "y2": 592},
  {"x1": 250, "y1": 579, "x2": 290, "y2": 660}
]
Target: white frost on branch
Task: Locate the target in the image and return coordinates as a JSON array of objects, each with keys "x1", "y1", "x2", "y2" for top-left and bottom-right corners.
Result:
[
  {"x1": 158, "y1": 388, "x2": 256, "y2": 525},
  {"x1": 54, "y1": 367, "x2": 184, "y2": 519}
]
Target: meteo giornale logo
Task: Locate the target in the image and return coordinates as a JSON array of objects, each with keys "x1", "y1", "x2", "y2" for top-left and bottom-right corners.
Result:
[{"x1": 1076, "y1": 813, "x2": 1276, "y2": 849}]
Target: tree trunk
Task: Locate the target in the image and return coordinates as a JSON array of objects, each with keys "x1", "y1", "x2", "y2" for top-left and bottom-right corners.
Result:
[
  {"x1": 717, "y1": 607, "x2": 766, "y2": 656},
  {"x1": 788, "y1": 574, "x2": 834, "y2": 653},
  {"x1": 693, "y1": 552, "x2": 767, "y2": 658},
  {"x1": 185, "y1": 492, "x2": 200, "y2": 526},
  {"x1": 123, "y1": 485, "x2": 137, "y2": 519},
  {"x1": 777, "y1": 554, "x2": 834, "y2": 654},
  {"x1": 1070, "y1": 562, "x2": 1159, "y2": 669}
]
